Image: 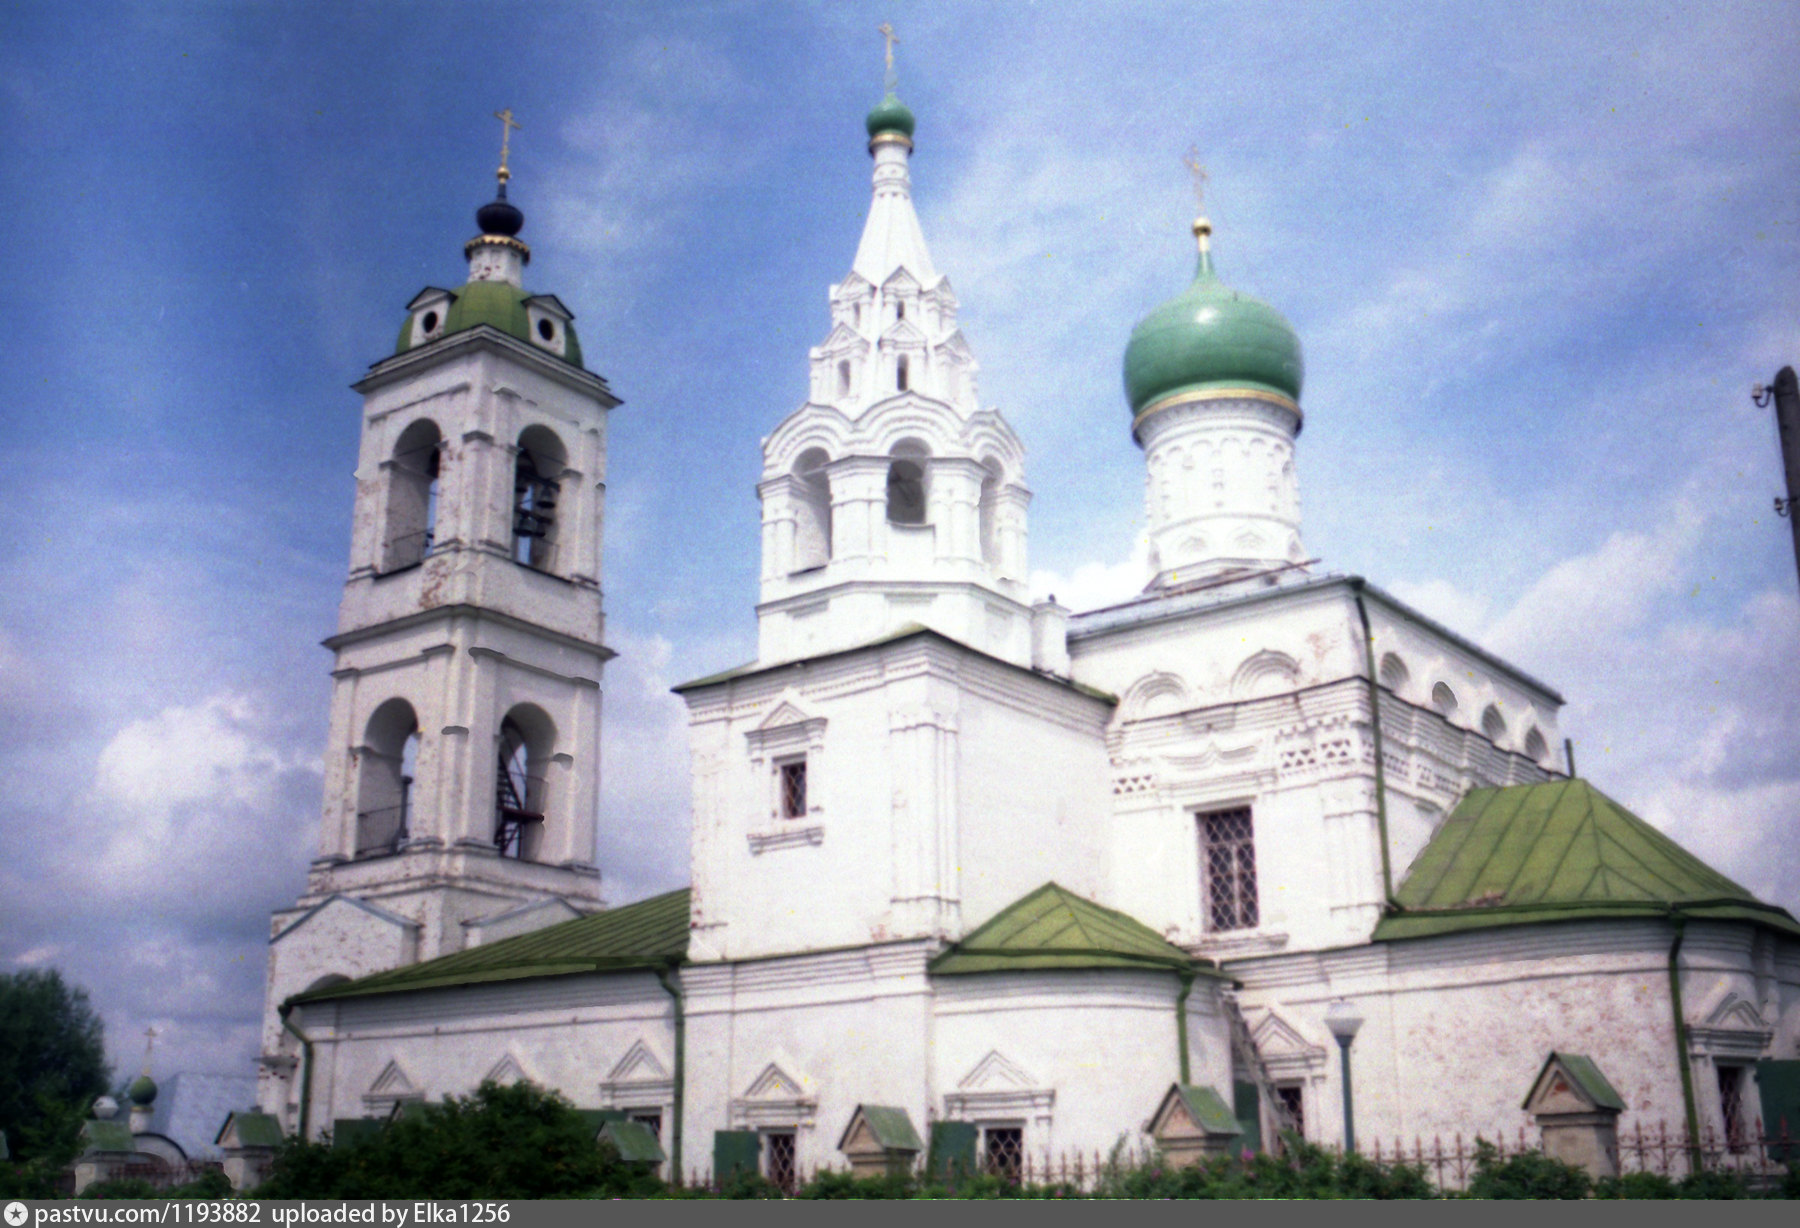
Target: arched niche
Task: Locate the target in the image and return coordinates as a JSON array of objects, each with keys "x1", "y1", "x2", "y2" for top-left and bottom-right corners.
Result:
[{"x1": 792, "y1": 448, "x2": 833, "y2": 572}]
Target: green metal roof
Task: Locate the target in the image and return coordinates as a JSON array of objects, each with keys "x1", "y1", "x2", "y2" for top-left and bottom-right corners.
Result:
[
  {"x1": 930, "y1": 882, "x2": 1222, "y2": 976},
  {"x1": 1171, "y1": 1084, "x2": 1242, "y2": 1136},
  {"x1": 1375, "y1": 779, "x2": 1800, "y2": 941},
  {"x1": 214, "y1": 1110, "x2": 283, "y2": 1149},
  {"x1": 842, "y1": 1105, "x2": 924, "y2": 1152},
  {"x1": 293, "y1": 889, "x2": 690, "y2": 1003},
  {"x1": 80, "y1": 1119, "x2": 136, "y2": 1154},
  {"x1": 1527, "y1": 1053, "x2": 1625, "y2": 1113},
  {"x1": 598, "y1": 1119, "x2": 666, "y2": 1165},
  {"x1": 396, "y1": 280, "x2": 584, "y2": 368}
]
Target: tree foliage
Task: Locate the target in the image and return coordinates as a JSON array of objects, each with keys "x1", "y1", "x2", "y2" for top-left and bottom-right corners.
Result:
[
  {"x1": 0, "y1": 968, "x2": 110, "y2": 1166},
  {"x1": 252, "y1": 1080, "x2": 661, "y2": 1199}
]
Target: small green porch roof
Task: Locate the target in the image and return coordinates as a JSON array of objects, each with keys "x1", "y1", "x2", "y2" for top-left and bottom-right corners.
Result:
[
  {"x1": 930, "y1": 882, "x2": 1224, "y2": 976},
  {"x1": 838, "y1": 1104, "x2": 925, "y2": 1153},
  {"x1": 292, "y1": 889, "x2": 690, "y2": 1003},
  {"x1": 1526, "y1": 1052, "x2": 1626, "y2": 1113},
  {"x1": 214, "y1": 1109, "x2": 284, "y2": 1149},
  {"x1": 1168, "y1": 1084, "x2": 1242, "y2": 1136},
  {"x1": 1374, "y1": 779, "x2": 1800, "y2": 941},
  {"x1": 597, "y1": 1119, "x2": 666, "y2": 1165}
]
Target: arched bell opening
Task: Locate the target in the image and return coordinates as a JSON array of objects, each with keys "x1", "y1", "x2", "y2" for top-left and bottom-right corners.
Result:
[
  {"x1": 356, "y1": 698, "x2": 420, "y2": 855},
  {"x1": 496, "y1": 705, "x2": 556, "y2": 861},
  {"x1": 792, "y1": 448, "x2": 833, "y2": 572},
  {"x1": 886, "y1": 439, "x2": 930, "y2": 526},
  {"x1": 383, "y1": 419, "x2": 442, "y2": 571},
  {"x1": 512, "y1": 426, "x2": 568, "y2": 571}
]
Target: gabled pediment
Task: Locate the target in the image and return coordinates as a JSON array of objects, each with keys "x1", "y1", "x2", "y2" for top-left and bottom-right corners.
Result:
[
  {"x1": 483, "y1": 1054, "x2": 534, "y2": 1087},
  {"x1": 880, "y1": 318, "x2": 928, "y2": 346},
  {"x1": 957, "y1": 1050, "x2": 1039, "y2": 1092},
  {"x1": 369, "y1": 1059, "x2": 416, "y2": 1097},
  {"x1": 273, "y1": 893, "x2": 418, "y2": 946},
  {"x1": 522, "y1": 293, "x2": 573, "y2": 321},
  {"x1": 1699, "y1": 988, "x2": 1772, "y2": 1031},
  {"x1": 881, "y1": 268, "x2": 921, "y2": 295},
  {"x1": 936, "y1": 330, "x2": 974, "y2": 362},
  {"x1": 605, "y1": 1039, "x2": 669, "y2": 1083},
  {"x1": 744, "y1": 1061, "x2": 811, "y2": 1101},
  {"x1": 834, "y1": 272, "x2": 874, "y2": 300},
  {"x1": 406, "y1": 286, "x2": 455, "y2": 311},
  {"x1": 818, "y1": 322, "x2": 870, "y2": 355},
  {"x1": 756, "y1": 690, "x2": 821, "y2": 732}
]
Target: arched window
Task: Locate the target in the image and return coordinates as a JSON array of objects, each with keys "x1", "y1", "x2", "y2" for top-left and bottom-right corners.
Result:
[
  {"x1": 896, "y1": 354, "x2": 910, "y2": 392},
  {"x1": 895, "y1": 300, "x2": 906, "y2": 321},
  {"x1": 1378, "y1": 652, "x2": 1410, "y2": 693},
  {"x1": 383, "y1": 419, "x2": 442, "y2": 571},
  {"x1": 792, "y1": 448, "x2": 832, "y2": 571},
  {"x1": 1523, "y1": 727, "x2": 1549, "y2": 762},
  {"x1": 836, "y1": 360, "x2": 851, "y2": 398},
  {"x1": 1431, "y1": 682, "x2": 1458, "y2": 716},
  {"x1": 356, "y1": 698, "x2": 419, "y2": 855},
  {"x1": 496, "y1": 705, "x2": 555, "y2": 861},
  {"x1": 978, "y1": 458, "x2": 1003, "y2": 569},
  {"x1": 886, "y1": 441, "x2": 928, "y2": 525},
  {"x1": 513, "y1": 426, "x2": 567, "y2": 570}
]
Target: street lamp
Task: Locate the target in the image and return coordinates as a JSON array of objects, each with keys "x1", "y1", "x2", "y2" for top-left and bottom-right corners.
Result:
[{"x1": 1324, "y1": 998, "x2": 1365, "y2": 1154}]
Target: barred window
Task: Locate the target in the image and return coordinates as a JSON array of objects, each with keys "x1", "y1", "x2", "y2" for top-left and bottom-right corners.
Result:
[
  {"x1": 981, "y1": 1126, "x2": 1023, "y2": 1182},
  {"x1": 779, "y1": 759, "x2": 808, "y2": 820},
  {"x1": 1275, "y1": 1083, "x2": 1305, "y2": 1139},
  {"x1": 764, "y1": 1130, "x2": 797, "y2": 1193},
  {"x1": 1199, "y1": 807, "x2": 1258, "y2": 931},
  {"x1": 1718, "y1": 1065, "x2": 1747, "y2": 1149}
]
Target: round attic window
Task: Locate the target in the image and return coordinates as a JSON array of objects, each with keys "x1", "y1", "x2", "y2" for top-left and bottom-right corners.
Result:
[
  {"x1": 537, "y1": 318, "x2": 555, "y2": 342},
  {"x1": 422, "y1": 310, "x2": 439, "y2": 333},
  {"x1": 1431, "y1": 682, "x2": 1458, "y2": 715}
]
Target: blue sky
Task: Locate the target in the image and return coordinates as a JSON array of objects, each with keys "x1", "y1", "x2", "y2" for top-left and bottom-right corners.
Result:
[{"x1": 2, "y1": 0, "x2": 1797, "y2": 1084}]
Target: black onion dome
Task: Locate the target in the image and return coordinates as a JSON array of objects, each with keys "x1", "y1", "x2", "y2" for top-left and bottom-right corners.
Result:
[{"x1": 476, "y1": 188, "x2": 524, "y2": 237}]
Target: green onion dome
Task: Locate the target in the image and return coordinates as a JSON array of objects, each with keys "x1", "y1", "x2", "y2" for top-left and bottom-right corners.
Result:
[
  {"x1": 1123, "y1": 220, "x2": 1303, "y2": 426},
  {"x1": 127, "y1": 1074, "x2": 157, "y2": 1107},
  {"x1": 866, "y1": 91, "x2": 916, "y2": 139}
]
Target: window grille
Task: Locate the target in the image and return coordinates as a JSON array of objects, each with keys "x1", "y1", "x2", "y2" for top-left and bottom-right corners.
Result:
[
  {"x1": 1719, "y1": 1066, "x2": 1747, "y2": 1149},
  {"x1": 1199, "y1": 806, "x2": 1259, "y2": 931},
  {"x1": 512, "y1": 452, "x2": 560, "y2": 567},
  {"x1": 764, "y1": 1131, "x2": 797, "y2": 1193},
  {"x1": 779, "y1": 760, "x2": 807, "y2": 820},
  {"x1": 981, "y1": 1126, "x2": 1023, "y2": 1181}
]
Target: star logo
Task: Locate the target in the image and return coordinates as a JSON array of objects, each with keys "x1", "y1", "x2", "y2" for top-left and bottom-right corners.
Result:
[{"x1": 4, "y1": 1200, "x2": 29, "y2": 1226}]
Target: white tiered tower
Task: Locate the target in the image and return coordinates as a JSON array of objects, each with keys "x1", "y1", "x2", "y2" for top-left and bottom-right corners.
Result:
[
  {"x1": 258, "y1": 152, "x2": 619, "y2": 1129},
  {"x1": 754, "y1": 90, "x2": 1043, "y2": 669}
]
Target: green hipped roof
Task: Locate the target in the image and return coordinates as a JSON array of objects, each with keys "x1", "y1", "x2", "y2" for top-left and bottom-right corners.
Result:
[
  {"x1": 293, "y1": 889, "x2": 690, "y2": 1003},
  {"x1": 395, "y1": 281, "x2": 584, "y2": 368},
  {"x1": 1171, "y1": 1084, "x2": 1242, "y2": 1136},
  {"x1": 930, "y1": 882, "x2": 1222, "y2": 976},
  {"x1": 598, "y1": 1119, "x2": 666, "y2": 1165},
  {"x1": 1122, "y1": 247, "x2": 1304, "y2": 420},
  {"x1": 1528, "y1": 1053, "x2": 1626, "y2": 1113},
  {"x1": 1374, "y1": 779, "x2": 1800, "y2": 942}
]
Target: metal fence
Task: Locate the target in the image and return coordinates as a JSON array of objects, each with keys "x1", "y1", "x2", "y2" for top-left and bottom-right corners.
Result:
[{"x1": 679, "y1": 1117, "x2": 1796, "y2": 1196}]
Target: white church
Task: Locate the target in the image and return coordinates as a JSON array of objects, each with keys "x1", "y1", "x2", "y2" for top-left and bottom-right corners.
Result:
[{"x1": 249, "y1": 82, "x2": 1800, "y2": 1187}]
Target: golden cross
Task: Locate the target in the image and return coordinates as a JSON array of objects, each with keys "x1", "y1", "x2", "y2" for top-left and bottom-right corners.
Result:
[
  {"x1": 878, "y1": 22, "x2": 899, "y2": 85},
  {"x1": 494, "y1": 108, "x2": 521, "y2": 181},
  {"x1": 1183, "y1": 145, "x2": 1209, "y2": 212}
]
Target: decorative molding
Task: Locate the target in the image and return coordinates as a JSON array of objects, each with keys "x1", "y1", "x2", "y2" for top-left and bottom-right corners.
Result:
[
  {"x1": 599, "y1": 1040, "x2": 674, "y2": 1110},
  {"x1": 747, "y1": 822, "x2": 826, "y2": 854},
  {"x1": 945, "y1": 1052, "x2": 1055, "y2": 1128},
  {"x1": 482, "y1": 1053, "x2": 535, "y2": 1087},
  {"x1": 730, "y1": 1061, "x2": 819, "y2": 1131},
  {"x1": 363, "y1": 1059, "x2": 424, "y2": 1113}
]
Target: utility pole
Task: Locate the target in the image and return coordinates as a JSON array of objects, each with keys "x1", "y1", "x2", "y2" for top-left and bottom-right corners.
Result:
[{"x1": 1755, "y1": 366, "x2": 1800, "y2": 594}]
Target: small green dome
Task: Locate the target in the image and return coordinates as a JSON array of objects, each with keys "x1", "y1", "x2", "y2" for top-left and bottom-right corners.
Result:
[
  {"x1": 866, "y1": 91, "x2": 916, "y2": 139},
  {"x1": 1123, "y1": 241, "x2": 1303, "y2": 424},
  {"x1": 127, "y1": 1075, "x2": 157, "y2": 1107},
  {"x1": 395, "y1": 280, "x2": 583, "y2": 368}
]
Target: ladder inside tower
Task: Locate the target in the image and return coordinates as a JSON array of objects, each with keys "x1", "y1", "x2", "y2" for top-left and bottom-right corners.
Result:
[{"x1": 494, "y1": 750, "x2": 544, "y2": 859}]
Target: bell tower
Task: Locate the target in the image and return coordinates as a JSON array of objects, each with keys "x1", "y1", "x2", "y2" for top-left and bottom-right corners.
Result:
[{"x1": 260, "y1": 122, "x2": 620, "y2": 1129}]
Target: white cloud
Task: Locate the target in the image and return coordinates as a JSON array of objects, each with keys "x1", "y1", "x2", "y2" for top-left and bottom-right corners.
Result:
[
  {"x1": 597, "y1": 627, "x2": 694, "y2": 903},
  {"x1": 1029, "y1": 535, "x2": 1153, "y2": 614}
]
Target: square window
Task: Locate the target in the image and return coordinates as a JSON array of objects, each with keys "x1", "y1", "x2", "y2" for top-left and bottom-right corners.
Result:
[
  {"x1": 1199, "y1": 807, "x2": 1258, "y2": 931},
  {"x1": 764, "y1": 1130, "x2": 797, "y2": 1193},
  {"x1": 779, "y1": 759, "x2": 808, "y2": 820}
]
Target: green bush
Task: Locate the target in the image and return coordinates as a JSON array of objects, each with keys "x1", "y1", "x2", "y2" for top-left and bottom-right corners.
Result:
[
  {"x1": 1464, "y1": 1139, "x2": 1591, "y2": 1199},
  {"x1": 253, "y1": 1081, "x2": 663, "y2": 1199},
  {"x1": 1595, "y1": 1170, "x2": 1680, "y2": 1199}
]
